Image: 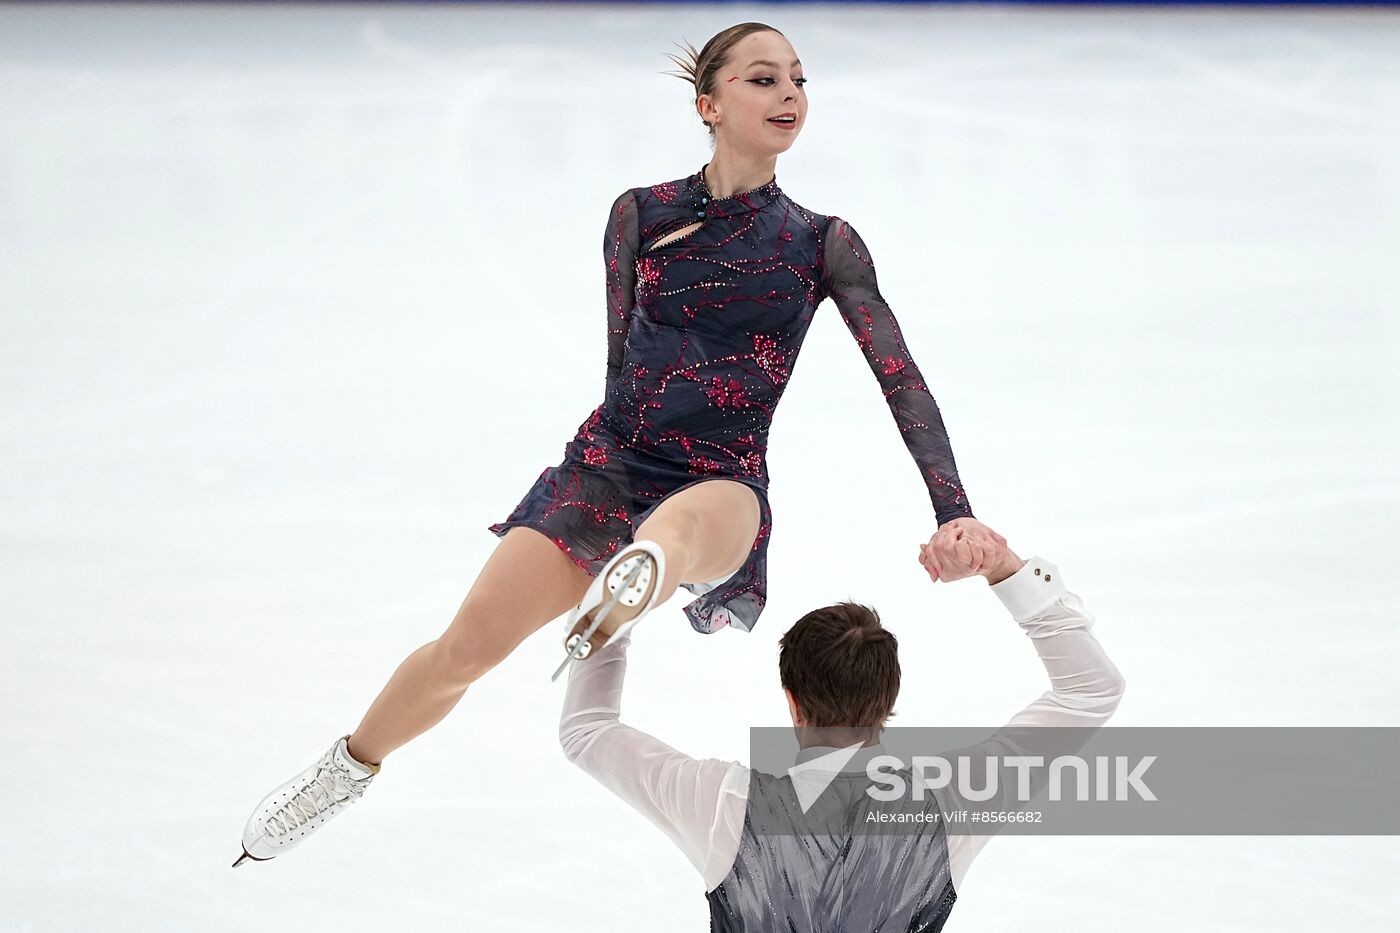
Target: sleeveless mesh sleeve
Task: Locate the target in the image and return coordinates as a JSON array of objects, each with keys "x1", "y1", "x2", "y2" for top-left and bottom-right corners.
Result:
[
  {"x1": 603, "y1": 190, "x2": 640, "y2": 394},
  {"x1": 822, "y1": 217, "x2": 974, "y2": 526}
]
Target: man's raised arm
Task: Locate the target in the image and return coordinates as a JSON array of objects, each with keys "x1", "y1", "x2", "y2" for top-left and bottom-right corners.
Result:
[
  {"x1": 558, "y1": 635, "x2": 747, "y2": 890},
  {"x1": 922, "y1": 536, "x2": 1127, "y2": 887}
]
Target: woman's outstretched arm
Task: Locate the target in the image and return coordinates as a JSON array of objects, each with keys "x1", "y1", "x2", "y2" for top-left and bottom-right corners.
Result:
[
  {"x1": 603, "y1": 189, "x2": 640, "y2": 395},
  {"x1": 821, "y1": 216, "x2": 974, "y2": 527}
]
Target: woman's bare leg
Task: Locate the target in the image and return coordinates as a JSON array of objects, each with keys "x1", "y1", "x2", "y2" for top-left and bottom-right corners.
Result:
[
  {"x1": 633, "y1": 479, "x2": 762, "y2": 608},
  {"x1": 562, "y1": 479, "x2": 762, "y2": 650},
  {"x1": 345, "y1": 526, "x2": 591, "y2": 765},
  {"x1": 345, "y1": 480, "x2": 759, "y2": 766}
]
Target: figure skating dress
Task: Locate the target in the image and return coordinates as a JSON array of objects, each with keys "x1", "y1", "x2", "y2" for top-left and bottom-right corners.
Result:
[{"x1": 489, "y1": 164, "x2": 974, "y2": 634}]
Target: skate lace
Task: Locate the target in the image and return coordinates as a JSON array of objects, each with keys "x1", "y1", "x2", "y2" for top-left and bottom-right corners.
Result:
[{"x1": 267, "y1": 758, "x2": 371, "y2": 837}]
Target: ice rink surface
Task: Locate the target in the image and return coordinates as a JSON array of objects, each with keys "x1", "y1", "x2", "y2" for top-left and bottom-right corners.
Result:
[{"x1": 2, "y1": 2, "x2": 1398, "y2": 929}]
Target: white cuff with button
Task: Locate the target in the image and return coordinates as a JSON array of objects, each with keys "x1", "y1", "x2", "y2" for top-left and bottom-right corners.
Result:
[{"x1": 989, "y1": 555, "x2": 1067, "y2": 621}]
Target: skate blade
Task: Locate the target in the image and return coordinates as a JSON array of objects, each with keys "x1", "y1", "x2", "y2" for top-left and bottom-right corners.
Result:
[
  {"x1": 550, "y1": 560, "x2": 645, "y2": 682},
  {"x1": 231, "y1": 846, "x2": 269, "y2": 868}
]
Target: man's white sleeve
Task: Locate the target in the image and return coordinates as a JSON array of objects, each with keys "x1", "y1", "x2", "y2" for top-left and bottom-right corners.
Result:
[
  {"x1": 558, "y1": 634, "x2": 748, "y2": 891},
  {"x1": 940, "y1": 555, "x2": 1127, "y2": 889}
]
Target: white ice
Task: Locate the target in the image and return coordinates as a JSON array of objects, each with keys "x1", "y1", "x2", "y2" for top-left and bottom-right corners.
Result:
[{"x1": 2, "y1": 2, "x2": 1398, "y2": 930}]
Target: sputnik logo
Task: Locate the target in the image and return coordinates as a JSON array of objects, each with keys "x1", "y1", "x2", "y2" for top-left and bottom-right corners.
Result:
[{"x1": 786, "y1": 741, "x2": 868, "y2": 813}]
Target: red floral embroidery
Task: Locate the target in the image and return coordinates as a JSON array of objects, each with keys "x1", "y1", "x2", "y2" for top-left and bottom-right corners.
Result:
[
  {"x1": 739, "y1": 452, "x2": 763, "y2": 476},
  {"x1": 636, "y1": 256, "x2": 662, "y2": 302},
  {"x1": 687, "y1": 456, "x2": 721, "y2": 475},
  {"x1": 880, "y1": 356, "x2": 905, "y2": 375},
  {"x1": 584, "y1": 446, "x2": 609, "y2": 466},
  {"x1": 703, "y1": 376, "x2": 749, "y2": 409},
  {"x1": 582, "y1": 406, "x2": 603, "y2": 438},
  {"x1": 650, "y1": 182, "x2": 678, "y2": 204},
  {"x1": 846, "y1": 304, "x2": 875, "y2": 353},
  {"x1": 752, "y1": 334, "x2": 791, "y2": 386}
]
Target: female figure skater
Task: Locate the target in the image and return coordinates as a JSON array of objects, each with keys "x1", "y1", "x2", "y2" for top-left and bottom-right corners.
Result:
[{"x1": 233, "y1": 22, "x2": 1000, "y2": 867}]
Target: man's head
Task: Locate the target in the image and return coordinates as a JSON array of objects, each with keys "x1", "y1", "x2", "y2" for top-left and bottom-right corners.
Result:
[{"x1": 778, "y1": 601, "x2": 900, "y2": 730}]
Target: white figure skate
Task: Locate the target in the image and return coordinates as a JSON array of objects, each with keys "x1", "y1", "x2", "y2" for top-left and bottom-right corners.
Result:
[
  {"x1": 551, "y1": 539, "x2": 666, "y2": 681},
  {"x1": 232, "y1": 734, "x2": 380, "y2": 867}
]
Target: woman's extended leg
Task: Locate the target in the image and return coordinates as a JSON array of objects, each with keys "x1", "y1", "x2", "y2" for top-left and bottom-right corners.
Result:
[
  {"x1": 345, "y1": 526, "x2": 592, "y2": 765},
  {"x1": 234, "y1": 484, "x2": 763, "y2": 865},
  {"x1": 234, "y1": 525, "x2": 594, "y2": 865},
  {"x1": 348, "y1": 479, "x2": 759, "y2": 765}
]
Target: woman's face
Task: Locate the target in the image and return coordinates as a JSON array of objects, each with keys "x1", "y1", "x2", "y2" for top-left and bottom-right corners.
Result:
[{"x1": 701, "y1": 32, "x2": 807, "y2": 155}]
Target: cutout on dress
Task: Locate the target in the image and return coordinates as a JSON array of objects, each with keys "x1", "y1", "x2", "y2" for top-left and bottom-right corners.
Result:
[{"x1": 643, "y1": 221, "x2": 703, "y2": 253}]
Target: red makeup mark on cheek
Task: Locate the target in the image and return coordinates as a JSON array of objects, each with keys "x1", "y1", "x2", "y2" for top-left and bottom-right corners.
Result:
[{"x1": 725, "y1": 76, "x2": 739, "y2": 83}]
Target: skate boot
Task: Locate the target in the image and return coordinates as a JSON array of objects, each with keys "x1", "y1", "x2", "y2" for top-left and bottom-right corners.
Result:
[
  {"x1": 232, "y1": 733, "x2": 380, "y2": 867},
  {"x1": 551, "y1": 539, "x2": 666, "y2": 681}
]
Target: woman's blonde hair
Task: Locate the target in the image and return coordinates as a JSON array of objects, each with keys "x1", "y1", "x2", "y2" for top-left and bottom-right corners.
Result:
[{"x1": 664, "y1": 23, "x2": 784, "y2": 146}]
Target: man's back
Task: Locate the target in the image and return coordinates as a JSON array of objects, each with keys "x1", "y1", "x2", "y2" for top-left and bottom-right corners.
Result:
[{"x1": 707, "y1": 768, "x2": 957, "y2": 932}]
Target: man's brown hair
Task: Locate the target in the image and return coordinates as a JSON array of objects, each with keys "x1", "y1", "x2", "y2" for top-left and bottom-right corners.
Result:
[{"x1": 778, "y1": 601, "x2": 900, "y2": 728}]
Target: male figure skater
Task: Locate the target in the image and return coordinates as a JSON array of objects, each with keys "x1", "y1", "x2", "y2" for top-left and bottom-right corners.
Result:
[{"x1": 558, "y1": 522, "x2": 1126, "y2": 930}]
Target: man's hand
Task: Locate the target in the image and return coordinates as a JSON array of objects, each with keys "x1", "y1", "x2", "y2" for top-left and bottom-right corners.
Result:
[{"x1": 918, "y1": 517, "x2": 1010, "y2": 583}]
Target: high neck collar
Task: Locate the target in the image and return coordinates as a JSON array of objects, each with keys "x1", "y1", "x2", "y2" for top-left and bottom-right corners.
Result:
[{"x1": 684, "y1": 162, "x2": 782, "y2": 218}]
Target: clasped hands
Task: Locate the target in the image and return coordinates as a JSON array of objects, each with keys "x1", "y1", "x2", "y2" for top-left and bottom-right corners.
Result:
[{"x1": 918, "y1": 517, "x2": 1012, "y2": 584}]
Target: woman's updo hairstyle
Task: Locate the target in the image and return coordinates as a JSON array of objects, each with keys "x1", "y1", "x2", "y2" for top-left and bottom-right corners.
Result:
[{"x1": 664, "y1": 23, "x2": 783, "y2": 146}]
